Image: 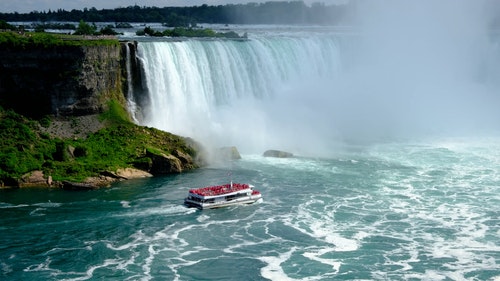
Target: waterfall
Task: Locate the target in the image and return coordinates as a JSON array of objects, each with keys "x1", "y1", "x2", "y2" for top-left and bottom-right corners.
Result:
[
  {"x1": 124, "y1": 42, "x2": 139, "y2": 122},
  {"x1": 135, "y1": 34, "x2": 343, "y2": 153}
]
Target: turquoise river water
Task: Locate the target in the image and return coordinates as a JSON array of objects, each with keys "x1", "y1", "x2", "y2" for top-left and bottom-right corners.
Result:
[{"x1": 1, "y1": 139, "x2": 499, "y2": 280}]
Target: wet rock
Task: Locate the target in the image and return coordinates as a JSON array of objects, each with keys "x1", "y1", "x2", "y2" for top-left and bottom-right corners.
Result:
[
  {"x1": 172, "y1": 149, "x2": 193, "y2": 165},
  {"x1": 219, "y1": 146, "x2": 242, "y2": 160},
  {"x1": 263, "y1": 149, "x2": 293, "y2": 158},
  {"x1": 62, "y1": 180, "x2": 96, "y2": 190},
  {"x1": 147, "y1": 150, "x2": 183, "y2": 174}
]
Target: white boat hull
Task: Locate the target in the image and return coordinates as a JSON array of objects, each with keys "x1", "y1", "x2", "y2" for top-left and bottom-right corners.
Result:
[{"x1": 185, "y1": 194, "x2": 262, "y2": 210}]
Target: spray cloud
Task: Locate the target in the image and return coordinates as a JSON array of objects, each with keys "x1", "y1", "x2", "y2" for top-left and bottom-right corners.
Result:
[
  {"x1": 322, "y1": 0, "x2": 500, "y2": 141},
  {"x1": 137, "y1": 1, "x2": 500, "y2": 157}
]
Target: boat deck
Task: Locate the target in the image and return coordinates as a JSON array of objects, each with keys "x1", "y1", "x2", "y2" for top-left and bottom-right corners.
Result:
[{"x1": 189, "y1": 183, "x2": 251, "y2": 197}]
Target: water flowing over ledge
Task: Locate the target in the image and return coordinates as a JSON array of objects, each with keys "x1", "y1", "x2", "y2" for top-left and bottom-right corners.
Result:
[{"x1": 133, "y1": 33, "x2": 343, "y2": 155}]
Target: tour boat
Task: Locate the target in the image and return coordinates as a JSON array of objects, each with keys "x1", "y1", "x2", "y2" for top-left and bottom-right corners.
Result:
[{"x1": 184, "y1": 182, "x2": 262, "y2": 209}]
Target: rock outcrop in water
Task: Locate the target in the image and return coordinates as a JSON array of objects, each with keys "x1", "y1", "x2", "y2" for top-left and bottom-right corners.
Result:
[
  {"x1": 218, "y1": 146, "x2": 242, "y2": 160},
  {"x1": 263, "y1": 149, "x2": 294, "y2": 158}
]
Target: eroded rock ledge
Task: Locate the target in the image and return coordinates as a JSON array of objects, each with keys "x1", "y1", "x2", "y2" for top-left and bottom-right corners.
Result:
[{"x1": 17, "y1": 168, "x2": 152, "y2": 190}]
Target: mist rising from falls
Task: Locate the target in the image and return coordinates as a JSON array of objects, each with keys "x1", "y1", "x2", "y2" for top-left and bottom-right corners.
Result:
[
  {"x1": 337, "y1": 0, "x2": 500, "y2": 141},
  {"x1": 136, "y1": 35, "x2": 343, "y2": 155},
  {"x1": 134, "y1": 3, "x2": 500, "y2": 156}
]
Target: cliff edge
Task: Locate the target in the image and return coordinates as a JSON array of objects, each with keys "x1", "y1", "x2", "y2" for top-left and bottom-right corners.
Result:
[
  {"x1": 0, "y1": 37, "x2": 124, "y2": 117},
  {"x1": 0, "y1": 32, "x2": 206, "y2": 189}
]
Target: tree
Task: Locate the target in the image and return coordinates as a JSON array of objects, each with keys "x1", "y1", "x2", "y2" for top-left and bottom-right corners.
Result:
[
  {"x1": 0, "y1": 20, "x2": 16, "y2": 30},
  {"x1": 165, "y1": 12, "x2": 196, "y2": 27},
  {"x1": 99, "y1": 25, "x2": 120, "y2": 35},
  {"x1": 73, "y1": 20, "x2": 96, "y2": 35}
]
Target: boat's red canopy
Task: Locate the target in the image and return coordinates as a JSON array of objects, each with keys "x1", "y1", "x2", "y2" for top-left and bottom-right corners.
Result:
[{"x1": 189, "y1": 183, "x2": 250, "y2": 197}]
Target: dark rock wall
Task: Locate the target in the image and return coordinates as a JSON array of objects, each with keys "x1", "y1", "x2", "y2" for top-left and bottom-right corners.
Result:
[
  {"x1": 0, "y1": 44, "x2": 126, "y2": 118},
  {"x1": 120, "y1": 41, "x2": 147, "y2": 122}
]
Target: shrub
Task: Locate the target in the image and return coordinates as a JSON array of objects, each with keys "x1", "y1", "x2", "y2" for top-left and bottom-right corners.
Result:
[
  {"x1": 99, "y1": 25, "x2": 122, "y2": 35},
  {"x1": 99, "y1": 100, "x2": 131, "y2": 125},
  {"x1": 73, "y1": 20, "x2": 97, "y2": 35},
  {"x1": 0, "y1": 20, "x2": 15, "y2": 30}
]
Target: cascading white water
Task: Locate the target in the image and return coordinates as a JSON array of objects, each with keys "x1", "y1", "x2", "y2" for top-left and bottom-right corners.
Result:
[
  {"x1": 136, "y1": 34, "x2": 343, "y2": 154},
  {"x1": 124, "y1": 43, "x2": 139, "y2": 123}
]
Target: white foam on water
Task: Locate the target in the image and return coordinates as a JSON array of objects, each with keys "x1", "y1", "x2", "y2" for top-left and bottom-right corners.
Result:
[
  {"x1": 33, "y1": 201, "x2": 62, "y2": 208},
  {"x1": 283, "y1": 199, "x2": 360, "y2": 253},
  {"x1": 140, "y1": 244, "x2": 156, "y2": 281},
  {"x1": 196, "y1": 214, "x2": 210, "y2": 222},
  {"x1": 334, "y1": 139, "x2": 500, "y2": 280},
  {"x1": 353, "y1": 231, "x2": 370, "y2": 241},
  {"x1": 120, "y1": 200, "x2": 131, "y2": 208},
  {"x1": 106, "y1": 230, "x2": 147, "y2": 251},
  {"x1": 223, "y1": 236, "x2": 283, "y2": 254},
  {"x1": 44, "y1": 246, "x2": 93, "y2": 256},
  {"x1": 98, "y1": 224, "x2": 208, "y2": 280},
  {"x1": 80, "y1": 226, "x2": 190, "y2": 281},
  {"x1": 405, "y1": 270, "x2": 449, "y2": 281},
  {"x1": 378, "y1": 159, "x2": 497, "y2": 279},
  {"x1": 259, "y1": 247, "x2": 301, "y2": 281},
  {"x1": 1, "y1": 261, "x2": 12, "y2": 275},
  {"x1": 114, "y1": 204, "x2": 195, "y2": 218},
  {"x1": 61, "y1": 258, "x2": 127, "y2": 281},
  {"x1": 0, "y1": 203, "x2": 29, "y2": 209},
  {"x1": 29, "y1": 207, "x2": 46, "y2": 216},
  {"x1": 302, "y1": 249, "x2": 341, "y2": 274},
  {"x1": 311, "y1": 223, "x2": 358, "y2": 252},
  {"x1": 23, "y1": 257, "x2": 52, "y2": 272}
]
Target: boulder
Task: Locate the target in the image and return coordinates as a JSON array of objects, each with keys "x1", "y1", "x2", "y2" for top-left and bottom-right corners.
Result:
[
  {"x1": 62, "y1": 174, "x2": 118, "y2": 190},
  {"x1": 146, "y1": 150, "x2": 183, "y2": 174},
  {"x1": 219, "y1": 146, "x2": 242, "y2": 160},
  {"x1": 18, "y1": 170, "x2": 53, "y2": 188},
  {"x1": 115, "y1": 168, "x2": 153, "y2": 179},
  {"x1": 172, "y1": 149, "x2": 193, "y2": 165},
  {"x1": 62, "y1": 180, "x2": 97, "y2": 190},
  {"x1": 263, "y1": 149, "x2": 293, "y2": 158}
]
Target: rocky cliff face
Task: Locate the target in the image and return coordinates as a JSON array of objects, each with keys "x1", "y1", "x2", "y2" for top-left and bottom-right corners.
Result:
[{"x1": 0, "y1": 44, "x2": 126, "y2": 118}]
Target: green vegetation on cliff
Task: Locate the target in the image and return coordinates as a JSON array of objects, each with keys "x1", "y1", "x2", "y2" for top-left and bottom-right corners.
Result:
[
  {"x1": 136, "y1": 26, "x2": 245, "y2": 39},
  {"x1": 0, "y1": 31, "x2": 119, "y2": 49},
  {"x1": 0, "y1": 101, "x2": 201, "y2": 185},
  {"x1": 0, "y1": 32, "x2": 204, "y2": 188},
  {"x1": 0, "y1": 108, "x2": 50, "y2": 182}
]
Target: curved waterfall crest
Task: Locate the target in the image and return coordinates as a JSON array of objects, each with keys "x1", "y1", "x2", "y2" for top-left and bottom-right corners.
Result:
[{"x1": 134, "y1": 34, "x2": 343, "y2": 153}]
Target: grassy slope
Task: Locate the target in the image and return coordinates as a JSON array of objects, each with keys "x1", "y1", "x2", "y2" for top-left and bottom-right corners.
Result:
[{"x1": 0, "y1": 101, "x2": 200, "y2": 183}]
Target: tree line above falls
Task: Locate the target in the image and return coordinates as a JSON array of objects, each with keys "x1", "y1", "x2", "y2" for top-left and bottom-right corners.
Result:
[{"x1": 0, "y1": 1, "x2": 352, "y2": 25}]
